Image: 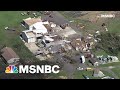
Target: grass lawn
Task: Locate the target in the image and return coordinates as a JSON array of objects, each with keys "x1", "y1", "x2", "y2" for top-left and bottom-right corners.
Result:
[
  {"x1": 0, "y1": 11, "x2": 41, "y2": 64},
  {"x1": 94, "y1": 50, "x2": 108, "y2": 56},
  {"x1": 107, "y1": 18, "x2": 120, "y2": 33},
  {"x1": 60, "y1": 11, "x2": 120, "y2": 34},
  {"x1": 73, "y1": 70, "x2": 100, "y2": 79},
  {"x1": 0, "y1": 58, "x2": 7, "y2": 72},
  {"x1": 101, "y1": 70, "x2": 115, "y2": 78},
  {"x1": 99, "y1": 62, "x2": 120, "y2": 67},
  {"x1": 111, "y1": 68, "x2": 120, "y2": 78}
]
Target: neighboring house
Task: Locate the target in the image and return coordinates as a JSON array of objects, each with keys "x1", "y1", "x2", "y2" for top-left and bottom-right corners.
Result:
[
  {"x1": 1, "y1": 47, "x2": 20, "y2": 65},
  {"x1": 89, "y1": 58, "x2": 99, "y2": 66}
]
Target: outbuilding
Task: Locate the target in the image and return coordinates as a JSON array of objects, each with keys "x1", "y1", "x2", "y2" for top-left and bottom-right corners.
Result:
[{"x1": 1, "y1": 47, "x2": 20, "y2": 65}]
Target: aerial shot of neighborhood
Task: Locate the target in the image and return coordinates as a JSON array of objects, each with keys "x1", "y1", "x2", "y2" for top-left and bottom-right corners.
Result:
[{"x1": 0, "y1": 11, "x2": 120, "y2": 79}]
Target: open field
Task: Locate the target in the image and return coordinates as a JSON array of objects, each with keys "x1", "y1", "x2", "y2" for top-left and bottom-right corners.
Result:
[
  {"x1": 60, "y1": 11, "x2": 120, "y2": 34},
  {"x1": 0, "y1": 11, "x2": 120, "y2": 79},
  {"x1": 60, "y1": 11, "x2": 120, "y2": 79},
  {"x1": 111, "y1": 68, "x2": 120, "y2": 78},
  {"x1": 73, "y1": 70, "x2": 101, "y2": 79},
  {"x1": 0, "y1": 11, "x2": 41, "y2": 63}
]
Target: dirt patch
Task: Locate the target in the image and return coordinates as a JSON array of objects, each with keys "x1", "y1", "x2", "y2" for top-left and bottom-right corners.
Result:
[{"x1": 25, "y1": 43, "x2": 39, "y2": 54}]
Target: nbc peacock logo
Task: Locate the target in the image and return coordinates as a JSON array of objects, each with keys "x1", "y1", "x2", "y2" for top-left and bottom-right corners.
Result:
[{"x1": 5, "y1": 65, "x2": 18, "y2": 73}]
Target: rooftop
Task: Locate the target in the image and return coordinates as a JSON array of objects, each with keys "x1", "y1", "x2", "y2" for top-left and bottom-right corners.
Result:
[
  {"x1": 23, "y1": 17, "x2": 42, "y2": 26},
  {"x1": 1, "y1": 47, "x2": 19, "y2": 61}
]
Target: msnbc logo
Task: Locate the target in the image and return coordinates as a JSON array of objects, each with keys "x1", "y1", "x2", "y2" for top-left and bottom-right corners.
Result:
[
  {"x1": 5, "y1": 65, "x2": 18, "y2": 73},
  {"x1": 5, "y1": 65, "x2": 60, "y2": 74}
]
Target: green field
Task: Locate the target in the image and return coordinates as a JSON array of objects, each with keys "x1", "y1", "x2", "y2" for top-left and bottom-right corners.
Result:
[
  {"x1": 0, "y1": 11, "x2": 40, "y2": 63},
  {"x1": 111, "y1": 68, "x2": 120, "y2": 78},
  {"x1": 73, "y1": 70, "x2": 101, "y2": 79},
  {"x1": 60, "y1": 11, "x2": 120, "y2": 79},
  {"x1": 101, "y1": 70, "x2": 115, "y2": 78},
  {"x1": 73, "y1": 69, "x2": 118, "y2": 79},
  {"x1": 60, "y1": 11, "x2": 120, "y2": 34},
  {"x1": 107, "y1": 18, "x2": 120, "y2": 33}
]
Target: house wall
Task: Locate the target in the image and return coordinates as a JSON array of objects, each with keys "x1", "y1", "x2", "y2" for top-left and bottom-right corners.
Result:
[
  {"x1": 28, "y1": 37, "x2": 36, "y2": 43},
  {"x1": 21, "y1": 32, "x2": 29, "y2": 43},
  {"x1": 22, "y1": 32, "x2": 36, "y2": 43},
  {"x1": 7, "y1": 58, "x2": 20, "y2": 65},
  {"x1": 81, "y1": 55, "x2": 85, "y2": 63},
  {"x1": 29, "y1": 25, "x2": 35, "y2": 30},
  {"x1": 23, "y1": 21, "x2": 29, "y2": 29}
]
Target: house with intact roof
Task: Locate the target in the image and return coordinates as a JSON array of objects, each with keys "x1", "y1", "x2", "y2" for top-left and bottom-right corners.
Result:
[{"x1": 1, "y1": 47, "x2": 20, "y2": 65}]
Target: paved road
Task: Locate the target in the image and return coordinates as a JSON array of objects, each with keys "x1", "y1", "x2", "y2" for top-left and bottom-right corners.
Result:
[{"x1": 53, "y1": 53, "x2": 78, "y2": 78}]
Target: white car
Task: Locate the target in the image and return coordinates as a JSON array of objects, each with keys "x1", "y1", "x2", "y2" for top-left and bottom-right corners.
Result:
[{"x1": 77, "y1": 67, "x2": 84, "y2": 70}]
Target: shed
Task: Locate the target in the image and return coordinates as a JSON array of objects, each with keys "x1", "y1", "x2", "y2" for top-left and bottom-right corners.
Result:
[{"x1": 1, "y1": 47, "x2": 20, "y2": 65}]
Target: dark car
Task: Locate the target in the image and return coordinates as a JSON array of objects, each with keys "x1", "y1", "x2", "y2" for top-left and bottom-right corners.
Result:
[{"x1": 83, "y1": 75, "x2": 90, "y2": 79}]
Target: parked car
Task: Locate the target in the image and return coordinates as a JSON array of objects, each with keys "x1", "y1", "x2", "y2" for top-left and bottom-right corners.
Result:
[
  {"x1": 86, "y1": 67, "x2": 93, "y2": 71},
  {"x1": 77, "y1": 67, "x2": 84, "y2": 70},
  {"x1": 83, "y1": 75, "x2": 90, "y2": 79}
]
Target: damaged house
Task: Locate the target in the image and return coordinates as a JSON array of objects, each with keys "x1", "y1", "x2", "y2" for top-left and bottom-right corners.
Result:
[{"x1": 70, "y1": 38, "x2": 86, "y2": 51}]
